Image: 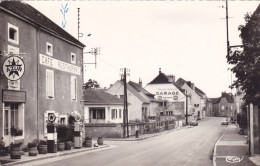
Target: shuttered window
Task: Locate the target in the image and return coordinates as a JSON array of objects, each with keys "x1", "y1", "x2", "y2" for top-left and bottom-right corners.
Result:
[{"x1": 46, "y1": 69, "x2": 54, "y2": 98}]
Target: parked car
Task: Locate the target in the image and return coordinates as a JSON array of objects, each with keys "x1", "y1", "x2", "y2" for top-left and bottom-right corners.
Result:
[
  {"x1": 190, "y1": 120, "x2": 198, "y2": 126},
  {"x1": 221, "y1": 121, "x2": 229, "y2": 125}
]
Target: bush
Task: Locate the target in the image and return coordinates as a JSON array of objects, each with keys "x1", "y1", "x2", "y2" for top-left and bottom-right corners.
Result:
[
  {"x1": 28, "y1": 139, "x2": 38, "y2": 148},
  {"x1": 67, "y1": 124, "x2": 74, "y2": 142},
  {"x1": 10, "y1": 142, "x2": 22, "y2": 149},
  {"x1": 57, "y1": 124, "x2": 68, "y2": 142},
  {"x1": 11, "y1": 127, "x2": 23, "y2": 136},
  {"x1": 39, "y1": 140, "x2": 47, "y2": 145}
]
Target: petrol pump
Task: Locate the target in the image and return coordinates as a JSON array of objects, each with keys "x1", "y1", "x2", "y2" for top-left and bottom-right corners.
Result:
[
  {"x1": 74, "y1": 114, "x2": 82, "y2": 148},
  {"x1": 46, "y1": 113, "x2": 57, "y2": 153}
]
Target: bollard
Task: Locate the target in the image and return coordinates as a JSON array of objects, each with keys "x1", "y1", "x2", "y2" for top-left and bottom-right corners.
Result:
[{"x1": 136, "y1": 130, "x2": 139, "y2": 138}]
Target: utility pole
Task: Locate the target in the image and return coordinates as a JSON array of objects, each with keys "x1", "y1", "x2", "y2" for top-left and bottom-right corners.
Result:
[
  {"x1": 226, "y1": 0, "x2": 230, "y2": 56},
  {"x1": 185, "y1": 90, "x2": 188, "y2": 125},
  {"x1": 120, "y1": 68, "x2": 130, "y2": 138}
]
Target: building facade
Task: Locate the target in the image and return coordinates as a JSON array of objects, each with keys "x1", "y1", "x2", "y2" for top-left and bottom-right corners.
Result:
[
  {"x1": 211, "y1": 92, "x2": 235, "y2": 117},
  {"x1": 145, "y1": 69, "x2": 186, "y2": 126},
  {"x1": 0, "y1": 1, "x2": 84, "y2": 145},
  {"x1": 106, "y1": 80, "x2": 151, "y2": 122}
]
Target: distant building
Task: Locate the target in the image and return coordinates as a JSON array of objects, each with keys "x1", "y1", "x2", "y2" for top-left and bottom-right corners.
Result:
[
  {"x1": 210, "y1": 92, "x2": 235, "y2": 117},
  {"x1": 0, "y1": 1, "x2": 84, "y2": 145},
  {"x1": 83, "y1": 89, "x2": 125, "y2": 138},
  {"x1": 205, "y1": 98, "x2": 213, "y2": 117},
  {"x1": 176, "y1": 78, "x2": 208, "y2": 120},
  {"x1": 145, "y1": 68, "x2": 186, "y2": 126}
]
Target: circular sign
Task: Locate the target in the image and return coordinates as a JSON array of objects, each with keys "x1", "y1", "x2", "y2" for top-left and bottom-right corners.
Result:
[
  {"x1": 48, "y1": 113, "x2": 56, "y2": 122},
  {"x1": 75, "y1": 114, "x2": 81, "y2": 122},
  {"x1": 173, "y1": 95, "x2": 178, "y2": 100},
  {"x1": 3, "y1": 56, "x2": 25, "y2": 81}
]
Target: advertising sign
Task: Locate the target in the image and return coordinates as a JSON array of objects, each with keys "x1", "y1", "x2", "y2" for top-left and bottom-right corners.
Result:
[
  {"x1": 39, "y1": 54, "x2": 80, "y2": 75},
  {"x1": 3, "y1": 56, "x2": 25, "y2": 81},
  {"x1": 155, "y1": 88, "x2": 180, "y2": 101}
]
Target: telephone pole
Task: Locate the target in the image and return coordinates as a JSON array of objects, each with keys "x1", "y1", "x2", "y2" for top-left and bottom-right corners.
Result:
[
  {"x1": 185, "y1": 90, "x2": 188, "y2": 125},
  {"x1": 120, "y1": 68, "x2": 130, "y2": 138}
]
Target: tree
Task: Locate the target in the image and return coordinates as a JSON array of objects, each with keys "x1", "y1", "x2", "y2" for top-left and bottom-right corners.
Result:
[
  {"x1": 83, "y1": 79, "x2": 100, "y2": 90},
  {"x1": 226, "y1": 5, "x2": 260, "y2": 107}
]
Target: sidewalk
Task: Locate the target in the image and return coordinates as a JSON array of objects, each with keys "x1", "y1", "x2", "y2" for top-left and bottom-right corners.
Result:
[
  {"x1": 0, "y1": 126, "x2": 186, "y2": 166},
  {"x1": 213, "y1": 124, "x2": 256, "y2": 166},
  {"x1": 0, "y1": 144, "x2": 111, "y2": 166}
]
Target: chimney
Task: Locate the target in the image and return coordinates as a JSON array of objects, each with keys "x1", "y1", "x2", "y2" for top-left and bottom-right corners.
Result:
[
  {"x1": 167, "y1": 75, "x2": 175, "y2": 83},
  {"x1": 159, "y1": 68, "x2": 161, "y2": 74},
  {"x1": 139, "y1": 78, "x2": 142, "y2": 87},
  {"x1": 191, "y1": 83, "x2": 195, "y2": 90}
]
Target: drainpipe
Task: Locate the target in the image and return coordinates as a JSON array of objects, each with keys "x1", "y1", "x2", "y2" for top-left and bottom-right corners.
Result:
[{"x1": 36, "y1": 27, "x2": 40, "y2": 140}]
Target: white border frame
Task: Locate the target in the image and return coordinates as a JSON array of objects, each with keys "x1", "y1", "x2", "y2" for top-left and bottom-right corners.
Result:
[
  {"x1": 71, "y1": 52, "x2": 76, "y2": 64},
  {"x1": 46, "y1": 69, "x2": 54, "y2": 99},
  {"x1": 46, "y1": 42, "x2": 53, "y2": 56},
  {"x1": 8, "y1": 23, "x2": 19, "y2": 45}
]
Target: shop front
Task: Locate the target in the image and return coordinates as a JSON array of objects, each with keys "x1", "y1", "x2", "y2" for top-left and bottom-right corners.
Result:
[{"x1": 2, "y1": 90, "x2": 26, "y2": 145}]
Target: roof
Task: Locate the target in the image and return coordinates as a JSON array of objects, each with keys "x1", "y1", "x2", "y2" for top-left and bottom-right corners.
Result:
[
  {"x1": 0, "y1": 1, "x2": 85, "y2": 48},
  {"x1": 107, "y1": 80, "x2": 150, "y2": 104},
  {"x1": 176, "y1": 77, "x2": 206, "y2": 96},
  {"x1": 175, "y1": 78, "x2": 187, "y2": 87},
  {"x1": 149, "y1": 72, "x2": 170, "y2": 84},
  {"x1": 128, "y1": 81, "x2": 155, "y2": 100},
  {"x1": 147, "y1": 71, "x2": 185, "y2": 93},
  {"x1": 210, "y1": 92, "x2": 234, "y2": 104},
  {"x1": 83, "y1": 89, "x2": 124, "y2": 105}
]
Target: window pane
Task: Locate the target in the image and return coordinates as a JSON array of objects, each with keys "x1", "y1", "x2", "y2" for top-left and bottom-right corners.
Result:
[
  {"x1": 4, "y1": 110, "x2": 8, "y2": 135},
  {"x1": 9, "y1": 28, "x2": 16, "y2": 40}
]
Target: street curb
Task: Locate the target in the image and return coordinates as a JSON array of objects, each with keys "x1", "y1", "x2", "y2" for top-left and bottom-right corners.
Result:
[
  {"x1": 107, "y1": 127, "x2": 186, "y2": 142},
  {"x1": 3, "y1": 144, "x2": 111, "y2": 166},
  {"x1": 213, "y1": 127, "x2": 227, "y2": 166}
]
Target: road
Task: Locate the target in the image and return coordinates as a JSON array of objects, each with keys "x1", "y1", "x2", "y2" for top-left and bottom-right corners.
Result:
[{"x1": 18, "y1": 117, "x2": 226, "y2": 166}]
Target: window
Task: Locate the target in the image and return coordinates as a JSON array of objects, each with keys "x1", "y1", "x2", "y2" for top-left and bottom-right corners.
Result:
[
  {"x1": 60, "y1": 118, "x2": 65, "y2": 124},
  {"x1": 111, "y1": 109, "x2": 117, "y2": 119},
  {"x1": 91, "y1": 109, "x2": 105, "y2": 119},
  {"x1": 11, "y1": 104, "x2": 18, "y2": 127},
  {"x1": 8, "y1": 23, "x2": 19, "y2": 45},
  {"x1": 59, "y1": 115, "x2": 67, "y2": 125},
  {"x1": 221, "y1": 106, "x2": 224, "y2": 110},
  {"x1": 119, "y1": 109, "x2": 122, "y2": 118},
  {"x1": 71, "y1": 76, "x2": 77, "y2": 101},
  {"x1": 46, "y1": 42, "x2": 53, "y2": 56},
  {"x1": 46, "y1": 69, "x2": 54, "y2": 98},
  {"x1": 142, "y1": 107, "x2": 147, "y2": 120},
  {"x1": 71, "y1": 53, "x2": 76, "y2": 64},
  {"x1": 4, "y1": 110, "x2": 8, "y2": 135},
  {"x1": 4, "y1": 103, "x2": 24, "y2": 137}
]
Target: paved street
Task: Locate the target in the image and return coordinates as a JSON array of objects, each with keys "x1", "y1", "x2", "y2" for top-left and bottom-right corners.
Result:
[{"x1": 14, "y1": 117, "x2": 226, "y2": 166}]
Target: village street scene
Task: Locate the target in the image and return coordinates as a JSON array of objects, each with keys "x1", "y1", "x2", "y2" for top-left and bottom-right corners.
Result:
[{"x1": 0, "y1": 0, "x2": 260, "y2": 166}]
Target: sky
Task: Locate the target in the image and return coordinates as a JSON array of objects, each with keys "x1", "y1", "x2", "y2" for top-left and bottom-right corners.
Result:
[{"x1": 26, "y1": 0, "x2": 260, "y2": 98}]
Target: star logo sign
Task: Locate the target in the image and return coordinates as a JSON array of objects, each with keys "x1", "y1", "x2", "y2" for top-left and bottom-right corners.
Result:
[
  {"x1": 3, "y1": 56, "x2": 25, "y2": 81},
  {"x1": 48, "y1": 113, "x2": 56, "y2": 122}
]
